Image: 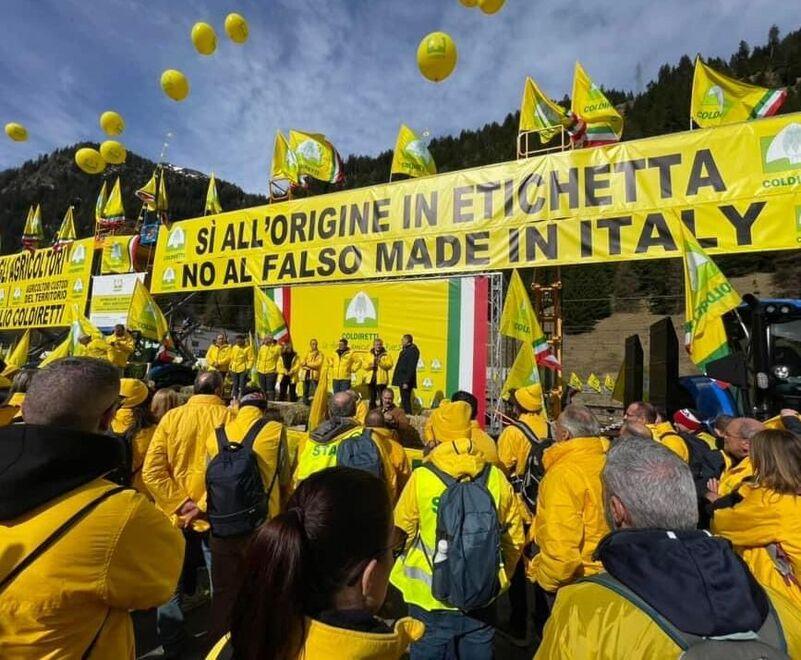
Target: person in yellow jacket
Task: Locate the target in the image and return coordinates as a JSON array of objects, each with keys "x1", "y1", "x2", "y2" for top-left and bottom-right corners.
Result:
[
  {"x1": 206, "y1": 467, "x2": 424, "y2": 660},
  {"x1": 364, "y1": 337, "x2": 394, "y2": 408},
  {"x1": 423, "y1": 391, "x2": 501, "y2": 466},
  {"x1": 300, "y1": 338, "x2": 324, "y2": 404},
  {"x1": 278, "y1": 341, "x2": 300, "y2": 402},
  {"x1": 527, "y1": 404, "x2": 609, "y2": 595},
  {"x1": 625, "y1": 400, "x2": 689, "y2": 461},
  {"x1": 392, "y1": 400, "x2": 524, "y2": 658},
  {"x1": 142, "y1": 370, "x2": 232, "y2": 657},
  {"x1": 329, "y1": 338, "x2": 361, "y2": 394},
  {"x1": 705, "y1": 417, "x2": 763, "y2": 501},
  {"x1": 712, "y1": 428, "x2": 801, "y2": 608},
  {"x1": 204, "y1": 388, "x2": 290, "y2": 645},
  {"x1": 365, "y1": 408, "x2": 412, "y2": 504},
  {"x1": 498, "y1": 384, "x2": 550, "y2": 479},
  {"x1": 228, "y1": 334, "x2": 254, "y2": 402},
  {"x1": 106, "y1": 323, "x2": 135, "y2": 370},
  {"x1": 256, "y1": 335, "x2": 282, "y2": 401},
  {"x1": 111, "y1": 378, "x2": 157, "y2": 497},
  {"x1": 537, "y1": 437, "x2": 801, "y2": 660},
  {"x1": 76, "y1": 333, "x2": 110, "y2": 360},
  {"x1": 205, "y1": 333, "x2": 232, "y2": 373},
  {"x1": 0, "y1": 357, "x2": 184, "y2": 660}
]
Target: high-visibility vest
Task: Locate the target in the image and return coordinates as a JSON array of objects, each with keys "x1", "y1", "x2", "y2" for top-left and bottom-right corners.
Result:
[
  {"x1": 390, "y1": 464, "x2": 508, "y2": 612},
  {"x1": 294, "y1": 426, "x2": 364, "y2": 483}
]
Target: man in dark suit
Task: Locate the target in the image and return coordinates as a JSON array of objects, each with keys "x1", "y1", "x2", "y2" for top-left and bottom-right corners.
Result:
[{"x1": 392, "y1": 334, "x2": 419, "y2": 414}]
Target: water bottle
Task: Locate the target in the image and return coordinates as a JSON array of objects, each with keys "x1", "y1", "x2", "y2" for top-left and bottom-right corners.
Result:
[{"x1": 433, "y1": 539, "x2": 449, "y2": 564}]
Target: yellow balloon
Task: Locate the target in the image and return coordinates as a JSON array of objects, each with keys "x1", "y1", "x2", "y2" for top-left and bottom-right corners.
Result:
[
  {"x1": 4, "y1": 122, "x2": 27, "y2": 142},
  {"x1": 191, "y1": 21, "x2": 217, "y2": 55},
  {"x1": 99, "y1": 110, "x2": 125, "y2": 136},
  {"x1": 224, "y1": 13, "x2": 248, "y2": 44},
  {"x1": 459, "y1": 0, "x2": 478, "y2": 6},
  {"x1": 160, "y1": 69, "x2": 190, "y2": 101},
  {"x1": 100, "y1": 140, "x2": 126, "y2": 165},
  {"x1": 75, "y1": 148, "x2": 106, "y2": 175},
  {"x1": 478, "y1": 0, "x2": 505, "y2": 14},
  {"x1": 417, "y1": 32, "x2": 458, "y2": 82}
]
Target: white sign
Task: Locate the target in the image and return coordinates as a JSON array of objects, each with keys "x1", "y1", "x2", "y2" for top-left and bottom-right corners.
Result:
[{"x1": 89, "y1": 273, "x2": 147, "y2": 328}]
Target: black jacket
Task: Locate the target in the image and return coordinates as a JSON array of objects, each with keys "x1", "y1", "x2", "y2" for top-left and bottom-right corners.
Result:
[
  {"x1": 596, "y1": 528, "x2": 770, "y2": 637},
  {"x1": 392, "y1": 343, "x2": 419, "y2": 388},
  {"x1": 0, "y1": 424, "x2": 125, "y2": 521}
]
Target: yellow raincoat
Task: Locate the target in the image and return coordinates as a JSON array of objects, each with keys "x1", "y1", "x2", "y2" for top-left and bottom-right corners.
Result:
[
  {"x1": 111, "y1": 408, "x2": 156, "y2": 497},
  {"x1": 536, "y1": 579, "x2": 801, "y2": 659},
  {"x1": 106, "y1": 331, "x2": 135, "y2": 368},
  {"x1": 712, "y1": 483, "x2": 801, "y2": 608},
  {"x1": 206, "y1": 616, "x2": 425, "y2": 660},
  {"x1": 300, "y1": 349, "x2": 324, "y2": 382},
  {"x1": 718, "y1": 455, "x2": 754, "y2": 496},
  {"x1": 142, "y1": 394, "x2": 232, "y2": 531},
  {"x1": 422, "y1": 409, "x2": 500, "y2": 466},
  {"x1": 205, "y1": 406, "x2": 289, "y2": 519},
  {"x1": 229, "y1": 344, "x2": 254, "y2": 375},
  {"x1": 206, "y1": 343, "x2": 232, "y2": 372},
  {"x1": 648, "y1": 421, "x2": 689, "y2": 463},
  {"x1": 370, "y1": 426, "x2": 412, "y2": 504},
  {"x1": 329, "y1": 349, "x2": 361, "y2": 381},
  {"x1": 527, "y1": 436, "x2": 609, "y2": 591},
  {"x1": 256, "y1": 343, "x2": 282, "y2": 374},
  {"x1": 363, "y1": 350, "x2": 394, "y2": 386},
  {"x1": 0, "y1": 480, "x2": 184, "y2": 660},
  {"x1": 497, "y1": 412, "x2": 549, "y2": 477}
]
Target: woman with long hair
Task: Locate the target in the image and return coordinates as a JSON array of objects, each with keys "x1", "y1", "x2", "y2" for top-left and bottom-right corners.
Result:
[
  {"x1": 207, "y1": 467, "x2": 423, "y2": 660},
  {"x1": 712, "y1": 428, "x2": 801, "y2": 607},
  {"x1": 151, "y1": 387, "x2": 181, "y2": 421},
  {"x1": 112, "y1": 378, "x2": 158, "y2": 497}
]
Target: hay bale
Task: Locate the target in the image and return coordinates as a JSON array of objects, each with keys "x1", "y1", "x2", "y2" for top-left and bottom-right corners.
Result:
[{"x1": 267, "y1": 401, "x2": 309, "y2": 427}]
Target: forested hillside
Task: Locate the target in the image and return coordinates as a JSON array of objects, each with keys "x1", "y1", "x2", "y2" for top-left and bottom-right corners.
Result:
[{"x1": 1, "y1": 25, "x2": 798, "y2": 331}]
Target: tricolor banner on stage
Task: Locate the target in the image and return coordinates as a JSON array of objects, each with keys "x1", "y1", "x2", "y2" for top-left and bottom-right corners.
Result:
[{"x1": 264, "y1": 276, "x2": 488, "y2": 414}]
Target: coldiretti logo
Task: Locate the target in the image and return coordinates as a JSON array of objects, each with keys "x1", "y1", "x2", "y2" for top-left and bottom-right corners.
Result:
[
  {"x1": 166, "y1": 227, "x2": 185, "y2": 251},
  {"x1": 761, "y1": 123, "x2": 801, "y2": 181},
  {"x1": 344, "y1": 291, "x2": 378, "y2": 327},
  {"x1": 696, "y1": 85, "x2": 730, "y2": 121},
  {"x1": 161, "y1": 267, "x2": 177, "y2": 289}
]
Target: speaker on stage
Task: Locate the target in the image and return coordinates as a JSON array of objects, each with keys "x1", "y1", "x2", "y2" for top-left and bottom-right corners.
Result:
[{"x1": 649, "y1": 317, "x2": 679, "y2": 416}]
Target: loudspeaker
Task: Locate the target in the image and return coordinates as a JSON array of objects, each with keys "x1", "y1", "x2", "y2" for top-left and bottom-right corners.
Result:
[
  {"x1": 624, "y1": 334, "x2": 644, "y2": 406},
  {"x1": 649, "y1": 317, "x2": 679, "y2": 416}
]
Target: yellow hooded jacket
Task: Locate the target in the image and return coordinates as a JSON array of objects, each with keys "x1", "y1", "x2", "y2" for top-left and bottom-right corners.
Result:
[
  {"x1": 256, "y1": 343, "x2": 282, "y2": 374},
  {"x1": 106, "y1": 331, "x2": 135, "y2": 368},
  {"x1": 206, "y1": 343, "x2": 232, "y2": 372},
  {"x1": 329, "y1": 349, "x2": 360, "y2": 381},
  {"x1": 363, "y1": 350, "x2": 394, "y2": 386},
  {"x1": 206, "y1": 406, "x2": 289, "y2": 519},
  {"x1": 718, "y1": 455, "x2": 754, "y2": 496},
  {"x1": 370, "y1": 426, "x2": 412, "y2": 504},
  {"x1": 648, "y1": 421, "x2": 689, "y2": 463},
  {"x1": 0, "y1": 480, "x2": 184, "y2": 660},
  {"x1": 497, "y1": 412, "x2": 550, "y2": 478},
  {"x1": 527, "y1": 436, "x2": 609, "y2": 591},
  {"x1": 392, "y1": 435, "x2": 525, "y2": 611},
  {"x1": 712, "y1": 483, "x2": 801, "y2": 608},
  {"x1": 422, "y1": 407, "x2": 500, "y2": 466},
  {"x1": 301, "y1": 349, "x2": 324, "y2": 382},
  {"x1": 206, "y1": 616, "x2": 425, "y2": 660},
  {"x1": 111, "y1": 409, "x2": 155, "y2": 498},
  {"x1": 535, "y1": 579, "x2": 801, "y2": 659},
  {"x1": 229, "y1": 344, "x2": 254, "y2": 374},
  {"x1": 142, "y1": 394, "x2": 233, "y2": 531}
]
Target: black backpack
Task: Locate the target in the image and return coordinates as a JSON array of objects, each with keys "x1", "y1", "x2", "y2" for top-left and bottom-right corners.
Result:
[
  {"x1": 661, "y1": 430, "x2": 724, "y2": 499},
  {"x1": 507, "y1": 420, "x2": 552, "y2": 514},
  {"x1": 206, "y1": 418, "x2": 278, "y2": 538}
]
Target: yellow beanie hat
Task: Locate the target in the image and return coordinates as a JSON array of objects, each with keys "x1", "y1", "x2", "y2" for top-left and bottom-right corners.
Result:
[
  {"x1": 119, "y1": 378, "x2": 149, "y2": 408},
  {"x1": 513, "y1": 384, "x2": 543, "y2": 412},
  {"x1": 430, "y1": 400, "x2": 472, "y2": 443}
]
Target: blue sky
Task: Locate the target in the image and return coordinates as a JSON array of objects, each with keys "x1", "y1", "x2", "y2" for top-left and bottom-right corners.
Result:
[{"x1": 0, "y1": 0, "x2": 797, "y2": 193}]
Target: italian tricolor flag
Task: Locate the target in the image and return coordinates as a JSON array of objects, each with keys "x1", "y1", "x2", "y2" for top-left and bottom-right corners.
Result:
[{"x1": 751, "y1": 88, "x2": 788, "y2": 119}]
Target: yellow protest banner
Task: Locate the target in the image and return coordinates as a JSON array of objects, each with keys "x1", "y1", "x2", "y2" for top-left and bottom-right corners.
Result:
[
  {"x1": 152, "y1": 113, "x2": 801, "y2": 293},
  {"x1": 0, "y1": 238, "x2": 94, "y2": 330}
]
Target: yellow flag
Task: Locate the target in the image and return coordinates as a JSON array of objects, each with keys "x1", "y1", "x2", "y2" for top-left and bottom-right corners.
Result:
[
  {"x1": 501, "y1": 343, "x2": 540, "y2": 400},
  {"x1": 571, "y1": 62, "x2": 623, "y2": 146},
  {"x1": 54, "y1": 206, "x2": 78, "y2": 249},
  {"x1": 611, "y1": 361, "x2": 625, "y2": 403},
  {"x1": 135, "y1": 169, "x2": 168, "y2": 212},
  {"x1": 127, "y1": 280, "x2": 169, "y2": 341},
  {"x1": 103, "y1": 177, "x2": 125, "y2": 222},
  {"x1": 308, "y1": 364, "x2": 329, "y2": 431},
  {"x1": 95, "y1": 181, "x2": 108, "y2": 226},
  {"x1": 101, "y1": 234, "x2": 137, "y2": 274},
  {"x1": 288, "y1": 130, "x2": 344, "y2": 184},
  {"x1": 604, "y1": 373, "x2": 616, "y2": 392},
  {"x1": 691, "y1": 57, "x2": 787, "y2": 128},
  {"x1": 271, "y1": 131, "x2": 300, "y2": 185},
  {"x1": 22, "y1": 204, "x2": 44, "y2": 249},
  {"x1": 205, "y1": 172, "x2": 223, "y2": 214},
  {"x1": 568, "y1": 372, "x2": 583, "y2": 390},
  {"x1": 40, "y1": 329, "x2": 73, "y2": 367},
  {"x1": 519, "y1": 76, "x2": 570, "y2": 142},
  {"x1": 391, "y1": 124, "x2": 436, "y2": 178},
  {"x1": 499, "y1": 270, "x2": 560, "y2": 369},
  {"x1": 587, "y1": 373, "x2": 602, "y2": 393},
  {"x1": 253, "y1": 286, "x2": 288, "y2": 341},
  {"x1": 680, "y1": 223, "x2": 741, "y2": 370},
  {"x1": 5, "y1": 330, "x2": 30, "y2": 371}
]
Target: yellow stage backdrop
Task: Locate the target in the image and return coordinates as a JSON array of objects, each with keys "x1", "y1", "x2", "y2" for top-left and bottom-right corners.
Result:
[
  {"x1": 276, "y1": 276, "x2": 489, "y2": 410},
  {"x1": 152, "y1": 113, "x2": 801, "y2": 293},
  {"x1": 0, "y1": 238, "x2": 94, "y2": 330}
]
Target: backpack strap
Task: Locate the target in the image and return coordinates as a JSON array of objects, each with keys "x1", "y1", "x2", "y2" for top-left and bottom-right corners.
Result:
[
  {"x1": 423, "y1": 462, "x2": 457, "y2": 487},
  {"x1": 242, "y1": 417, "x2": 270, "y2": 451},
  {"x1": 215, "y1": 425, "x2": 229, "y2": 453},
  {"x1": 509, "y1": 418, "x2": 542, "y2": 446},
  {"x1": 0, "y1": 486, "x2": 129, "y2": 594}
]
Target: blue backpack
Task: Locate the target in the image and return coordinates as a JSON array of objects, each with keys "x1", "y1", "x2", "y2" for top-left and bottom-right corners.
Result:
[
  {"x1": 424, "y1": 463, "x2": 502, "y2": 611},
  {"x1": 336, "y1": 428, "x2": 384, "y2": 479}
]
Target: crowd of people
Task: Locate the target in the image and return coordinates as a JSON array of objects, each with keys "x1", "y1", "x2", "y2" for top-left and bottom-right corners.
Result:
[{"x1": 0, "y1": 344, "x2": 800, "y2": 659}]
